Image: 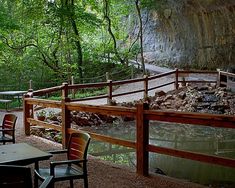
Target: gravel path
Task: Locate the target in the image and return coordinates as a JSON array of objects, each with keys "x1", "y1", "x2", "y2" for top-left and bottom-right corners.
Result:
[{"x1": 77, "y1": 75, "x2": 175, "y2": 105}]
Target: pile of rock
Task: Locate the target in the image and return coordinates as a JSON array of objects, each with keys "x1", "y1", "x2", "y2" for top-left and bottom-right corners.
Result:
[
  {"x1": 31, "y1": 111, "x2": 118, "y2": 142},
  {"x1": 71, "y1": 111, "x2": 117, "y2": 127},
  {"x1": 120, "y1": 84, "x2": 235, "y2": 115}
]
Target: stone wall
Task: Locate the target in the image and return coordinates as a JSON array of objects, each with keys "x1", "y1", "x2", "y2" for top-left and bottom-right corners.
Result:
[{"x1": 140, "y1": 0, "x2": 235, "y2": 69}]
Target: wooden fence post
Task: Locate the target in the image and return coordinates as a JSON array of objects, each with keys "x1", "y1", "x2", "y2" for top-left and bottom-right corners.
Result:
[
  {"x1": 144, "y1": 75, "x2": 148, "y2": 100},
  {"x1": 106, "y1": 72, "x2": 110, "y2": 81},
  {"x1": 136, "y1": 103, "x2": 149, "y2": 176},
  {"x1": 61, "y1": 83, "x2": 70, "y2": 148},
  {"x1": 29, "y1": 80, "x2": 32, "y2": 90},
  {"x1": 62, "y1": 82, "x2": 69, "y2": 98},
  {"x1": 107, "y1": 80, "x2": 113, "y2": 105},
  {"x1": 131, "y1": 65, "x2": 134, "y2": 79},
  {"x1": 24, "y1": 94, "x2": 32, "y2": 135},
  {"x1": 175, "y1": 68, "x2": 179, "y2": 89},
  {"x1": 71, "y1": 76, "x2": 75, "y2": 99},
  {"x1": 217, "y1": 69, "x2": 221, "y2": 87},
  {"x1": 106, "y1": 72, "x2": 113, "y2": 105}
]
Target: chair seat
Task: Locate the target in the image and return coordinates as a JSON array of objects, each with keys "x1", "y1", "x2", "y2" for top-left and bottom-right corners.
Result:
[{"x1": 37, "y1": 166, "x2": 84, "y2": 181}]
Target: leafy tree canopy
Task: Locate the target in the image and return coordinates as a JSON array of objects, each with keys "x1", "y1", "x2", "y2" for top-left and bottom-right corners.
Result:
[{"x1": 0, "y1": 0, "x2": 155, "y2": 89}]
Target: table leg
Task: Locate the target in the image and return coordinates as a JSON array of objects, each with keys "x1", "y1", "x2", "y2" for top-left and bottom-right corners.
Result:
[
  {"x1": 34, "y1": 161, "x2": 39, "y2": 188},
  {"x1": 17, "y1": 95, "x2": 21, "y2": 108}
]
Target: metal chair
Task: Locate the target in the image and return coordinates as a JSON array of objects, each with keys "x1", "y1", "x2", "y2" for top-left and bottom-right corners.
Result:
[
  {"x1": 0, "y1": 114, "x2": 17, "y2": 144},
  {"x1": 35, "y1": 132, "x2": 91, "y2": 188},
  {"x1": 0, "y1": 165, "x2": 53, "y2": 188}
]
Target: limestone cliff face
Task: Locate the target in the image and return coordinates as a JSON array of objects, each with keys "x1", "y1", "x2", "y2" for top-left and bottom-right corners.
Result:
[{"x1": 142, "y1": 0, "x2": 235, "y2": 69}]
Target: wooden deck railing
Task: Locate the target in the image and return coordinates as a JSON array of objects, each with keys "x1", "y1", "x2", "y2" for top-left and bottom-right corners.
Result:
[
  {"x1": 30, "y1": 69, "x2": 223, "y2": 103},
  {"x1": 23, "y1": 98, "x2": 235, "y2": 176},
  {"x1": 23, "y1": 69, "x2": 235, "y2": 176},
  {"x1": 217, "y1": 69, "x2": 235, "y2": 88},
  {"x1": 27, "y1": 69, "x2": 235, "y2": 103}
]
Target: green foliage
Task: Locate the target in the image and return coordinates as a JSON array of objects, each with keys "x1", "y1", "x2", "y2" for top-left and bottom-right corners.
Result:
[
  {"x1": 81, "y1": 62, "x2": 131, "y2": 81},
  {"x1": 0, "y1": 98, "x2": 22, "y2": 110},
  {"x1": 75, "y1": 88, "x2": 107, "y2": 98},
  {"x1": 0, "y1": 0, "x2": 146, "y2": 90},
  {"x1": 36, "y1": 110, "x2": 47, "y2": 117},
  {"x1": 0, "y1": 8, "x2": 19, "y2": 30}
]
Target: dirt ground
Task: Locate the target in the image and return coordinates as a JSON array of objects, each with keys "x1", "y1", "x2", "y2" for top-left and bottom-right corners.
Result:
[{"x1": 0, "y1": 110, "x2": 207, "y2": 188}]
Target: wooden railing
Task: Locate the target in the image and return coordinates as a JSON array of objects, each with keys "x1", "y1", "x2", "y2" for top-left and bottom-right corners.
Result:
[
  {"x1": 23, "y1": 98, "x2": 235, "y2": 176},
  {"x1": 23, "y1": 68, "x2": 235, "y2": 176},
  {"x1": 217, "y1": 69, "x2": 235, "y2": 88},
  {"x1": 30, "y1": 69, "x2": 222, "y2": 104}
]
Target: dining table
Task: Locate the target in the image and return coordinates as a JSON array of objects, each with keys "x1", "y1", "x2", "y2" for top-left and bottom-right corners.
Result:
[
  {"x1": 0, "y1": 90, "x2": 27, "y2": 100},
  {"x1": 0, "y1": 90, "x2": 27, "y2": 108},
  {"x1": 0, "y1": 143, "x2": 52, "y2": 186},
  {"x1": 0, "y1": 143, "x2": 52, "y2": 166},
  {"x1": 0, "y1": 143, "x2": 53, "y2": 187},
  {"x1": 0, "y1": 90, "x2": 27, "y2": 96}
]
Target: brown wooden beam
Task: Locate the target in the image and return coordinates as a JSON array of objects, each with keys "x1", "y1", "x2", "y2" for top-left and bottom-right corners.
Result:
[
  {"x1": 136, "y1": 103, "x2": 149, "y2": 176},
  {"x1": 148, "y1": 144, "x2": 235, "y2": 168}
]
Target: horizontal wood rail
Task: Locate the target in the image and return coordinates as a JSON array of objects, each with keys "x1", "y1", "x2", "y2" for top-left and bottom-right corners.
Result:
[
  {"x1": 24, "y1": 98, "x2": 61, "y2": 108},
  {"x1": 91, "y1": 148, "x2": 135, "y2": 157},
  {"x1": 33, "y1": 85, "x2": 64, "y2": 96},
  {"x1": 178, "y1": 80, "x2": 217, "y2": 83},
  {"x1": 68, "y1": 128, "x2": 136, "y2": 149},
  {"x1": 112, "y1": 89, "x2": 145, "y2": 98},
  {"x1": 219, "y1": 70, "x2": 235, "y2": 77},
  {"x1": 23, "y1": 69, "x2": 235, "y2": 177},
  {"x1": 112, "y1": 77, "x2": 145, "y2": 85},
  {"x1": 28, "y1": 118, "x2": 62, "y2": 131},
  {"x1": 145, "y1": 110, "x2": 235, "y2": 129},
  {"x1": 66, "y1": 103, "x2": 136, "y2": 117},
  {"x1": 148, "y1": 81, "x2": 175, "y2": 91},
  {"x1": 147, "y1": 145, "x2": 235, "y2": 168},
  {"x1": 178, "y1": 70, "x2": 218, "y2": 74},
  {"x1": 70, "y1": 94, "x2": 108, "y2": 102},
  {"x1": 148, "y1": 70, "x2": 176, "y2": 80},
  {"x1": 68, "y1": 82, "x2": 108, "y2": 89}
]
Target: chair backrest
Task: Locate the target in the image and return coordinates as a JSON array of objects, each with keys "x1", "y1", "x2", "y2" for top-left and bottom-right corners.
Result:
[
  {"x1": 67, "y1": 132, "x2": 91, "y2": 161},
  {"x1": 2, "y1": 114, "x2": 17, "y2": 137},
  {"x1": 0, "y1": 165, "x2": 32, "y2": 188}
]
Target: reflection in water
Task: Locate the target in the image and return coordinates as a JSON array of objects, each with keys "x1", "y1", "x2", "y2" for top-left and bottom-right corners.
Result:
[
  {"x1": 89, "y1": 141, "x2": 136, "y2": 167},
  {"x1": 86, "y1": 121, "x2": 235, "y2": 186}
]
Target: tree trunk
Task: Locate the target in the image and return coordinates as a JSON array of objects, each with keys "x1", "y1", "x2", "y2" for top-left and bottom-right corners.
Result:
[
  {"x1": 66, "y1": 0, "x2": 83, "y2": 83},
  {"x1": 103, "y1": 0, "x2": 125, "y2": 64},
  {"x1": 135, "y1": 0, "x2": 146, "y2": 75}
]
